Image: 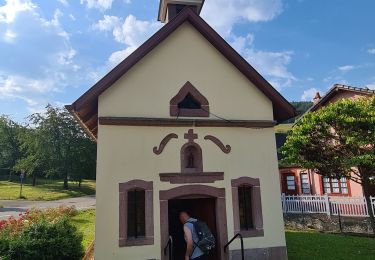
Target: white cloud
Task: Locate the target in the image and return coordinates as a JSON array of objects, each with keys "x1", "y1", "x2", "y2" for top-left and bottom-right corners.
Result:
[
  {"x1": 93, "y1": 2, "x2": 292, "y2": 89},
  {"x1": 0, "y1": 1, "x2": 85, "y2": 112},
  {"x1": 366, "y1": 83, "x2": 375, "y2": 90},
  {"x1": 338, "y1": 65, "x2": 355, "y2": 72},
  {"x1": 57, "y1": 0, "x2": 69, "y2": 7},
  {"x1": 246, "y1": 49, "x2": 295, "y2": 84},
  {"x1": 46, "y1": 8, "x2": 62, "y2": 27},
  {"x1": 108, "y1": 48, "x2": 135, "y2": 65},
  {"x1": 92, "y1": 15, "x2": 120, "y2": 31},
  {"x1": 69, "y1": 14, "x2": 76, "y2": 21},
  {"x1": 80, "y1": 0, "x2": 114, "y2": 11},
  {"x1": 201, "y1": 0, "x2": 283, "y2": 37},
  {"x1": 199, "y1": 0, "x2": 293, "y2": 89},
  {"x1": 229, "y1": 33, "x2": 254, "y2": 52},
  {"x1": 112, "y1": 15, "x2": 160, "y2": 46},
  {"x1": 57, "y1": 48, "x2": 77, "y2": 66},
  {"x1": 0, "y1": 0, "x2": 36, "y2": 24},
  {"x1": 93, "y1": 14, "x2": 161, "y2": 66},
  {"x1": 367, "y1": 48, "x2": 375, "y2": 54},
  {"x1": 301, "y1": 87, "x2": 320, "y2": 101},
  {"x1": 3, "y1": 29, "x2": 17, "y2": 42},
  {"x1": 124, "y1": 0, "x2": 131, "y2": 4},
  {"x1": 229, "y1": 34, "x2": 296, "y2": 89},
  {"x1": 0, "y1": 73, "x2": 55, "y2": 112}
]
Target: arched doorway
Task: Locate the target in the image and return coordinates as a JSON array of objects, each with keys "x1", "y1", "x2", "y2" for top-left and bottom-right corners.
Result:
[{"x1": 159, "y1": 185, "x2": 228, "y2": 260}]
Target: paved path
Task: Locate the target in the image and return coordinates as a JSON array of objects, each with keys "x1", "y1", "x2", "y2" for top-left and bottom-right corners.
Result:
[{"x1": 0, "y1": 195, "x2": 96, "y2": 220}]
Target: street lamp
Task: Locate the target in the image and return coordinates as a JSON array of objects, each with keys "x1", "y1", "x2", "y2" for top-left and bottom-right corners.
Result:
[{"x1": 19, "y1": 170, "x2": 25, "y2": 199}]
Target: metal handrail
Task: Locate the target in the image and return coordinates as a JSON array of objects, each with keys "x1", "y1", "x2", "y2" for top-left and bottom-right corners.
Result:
[
  {"x1": 163, "y1": 236, "x2": 173, "y2": 260},
  {"x1": 224, "y1": 233, "x2": 244, "y2": 260}
]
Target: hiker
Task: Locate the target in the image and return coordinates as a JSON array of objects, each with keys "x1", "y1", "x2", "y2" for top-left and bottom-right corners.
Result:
[{"x1": 179, "y1": 211, "x2": 206, "y2": 260}]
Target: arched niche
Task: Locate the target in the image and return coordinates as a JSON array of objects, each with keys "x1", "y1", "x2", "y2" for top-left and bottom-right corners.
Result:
[{"x1": 180, "y1": 142, "x2": 203, "y2": 173}]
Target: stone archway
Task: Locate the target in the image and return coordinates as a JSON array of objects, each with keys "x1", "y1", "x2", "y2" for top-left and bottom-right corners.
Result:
[{"x1": 159, "y1": 185, "x2": 228, "y2": 260}]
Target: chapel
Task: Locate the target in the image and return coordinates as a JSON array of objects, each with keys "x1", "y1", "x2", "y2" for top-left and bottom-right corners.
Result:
[{"x1": 68, "y1": 1, "x2": 295, "y2": 259}]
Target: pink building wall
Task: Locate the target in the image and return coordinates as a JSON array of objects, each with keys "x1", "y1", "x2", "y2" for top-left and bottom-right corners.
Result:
[{"x1": 279, "y1": 166, "x2": 364, "y2": 197}]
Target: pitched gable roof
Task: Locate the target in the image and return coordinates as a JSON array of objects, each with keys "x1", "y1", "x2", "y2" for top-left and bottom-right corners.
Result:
[
  {"x1": 309, "y1": 84, "x2": 375, "y2": 112},
  {"x1": 67, "y1": 7, "x2": 295, "y2": 139}
]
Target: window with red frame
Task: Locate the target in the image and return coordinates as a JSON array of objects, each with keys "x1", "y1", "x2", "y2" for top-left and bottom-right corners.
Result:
[
  {"x1": 286, "y1": 175, "x2": 296, "y2": 191},
  {"x1": 300, "y1": 173, "x2": 310, "y2": 194},
  {"x1": 322, "y1": 177, "x2": 348, "y2": 195}
]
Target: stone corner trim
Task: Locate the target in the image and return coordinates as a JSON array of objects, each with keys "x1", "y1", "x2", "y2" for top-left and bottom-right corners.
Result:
[
  {"x1": 119, "y1": 179, "x2": 154, "y2": 247},
  {"x1": 231, "y1": 176, "x2": 264, "y2": 238},
  {"x1": 159, "y1": 172, "x2": 224, "y2": 184},
  {"x1": 229, "y1": 246, "x2": 288, "y2": 260}
]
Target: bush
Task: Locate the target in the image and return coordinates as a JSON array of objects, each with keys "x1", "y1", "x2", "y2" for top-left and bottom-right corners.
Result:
[
  {"x1": 0, "y1": 206, "x2": 78, "y2": 238},
  {"x1": 0, "y1": 207, "x2": 84, "y2": 260},
  {"x1": 25, "y1": 205, "x2": 78, "y2": 223}
]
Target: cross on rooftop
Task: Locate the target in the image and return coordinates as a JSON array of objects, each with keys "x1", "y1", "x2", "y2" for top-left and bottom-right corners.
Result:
[{"x1": 184, "y1": 129, "x2": 198, "y2": 142}]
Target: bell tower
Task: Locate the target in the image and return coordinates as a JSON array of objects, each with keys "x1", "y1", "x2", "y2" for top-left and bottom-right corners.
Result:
[{"x1": 158, "y1": 0, "x2": 205, "y2": 23}]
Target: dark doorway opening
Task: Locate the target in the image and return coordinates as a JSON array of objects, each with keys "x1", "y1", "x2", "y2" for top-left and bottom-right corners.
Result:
[{"x1": 168, "y1": 198, "x2": 218, "y2": 260}]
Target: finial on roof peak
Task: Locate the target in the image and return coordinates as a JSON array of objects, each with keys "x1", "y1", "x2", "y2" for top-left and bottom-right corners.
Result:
[
  {"x1": 314, "y1": 92, "x2": 321, "y2": 99},
  {"x1": 313, "y1": 91, "x2": 321, "y2": 104}
]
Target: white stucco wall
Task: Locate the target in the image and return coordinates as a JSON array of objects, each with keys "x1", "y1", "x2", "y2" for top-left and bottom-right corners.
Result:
[
  {"x1": 95, "y1": 127, "x2": 285, "y2": 259},
  {"x1": 98, "y1": 22, "x2": 273, "y2": 121},
  {"x1": 94, "y1": 20, "x2": 285, "y2": 259}
]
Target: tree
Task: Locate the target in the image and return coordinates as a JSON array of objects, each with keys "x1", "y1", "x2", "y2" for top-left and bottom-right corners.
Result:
[
  {"x1": 69, "y1": 137, "x2": 96, "y2": 187},
  {"x1": 15, "y1": 105, "x2": 96, "y2": 188},
  {"x1": 0, "y1": 116, "x2": 23, "y2": 180},
  {"x1": 14, "y1": 128, "x2": 49, "y2": 186},
  {"x1": 283, "y1": 101, "x2": 313, "y2": 123},
  {"x1": 281, "y1": 96, "x2": 375, "y2": 233}
]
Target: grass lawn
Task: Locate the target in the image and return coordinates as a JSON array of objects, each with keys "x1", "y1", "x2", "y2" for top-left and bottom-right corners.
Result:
[
  {"x1": 286, "y1": 230, "x2": 375, "y2": 260},
  {"x1": 0, "y1": 179, "x2": 95, "y2": 201},
  {"x1": 71, "y1": 209, "x2": 96, "y2": 250},
  {"x1": 69, "y1": 210, "x2": 375, "y2": 258}
]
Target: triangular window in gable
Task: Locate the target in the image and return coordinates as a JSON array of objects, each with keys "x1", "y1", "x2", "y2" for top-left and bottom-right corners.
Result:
[{"x1": 170, "y1": 81, "x2": 209, "y2": 117}]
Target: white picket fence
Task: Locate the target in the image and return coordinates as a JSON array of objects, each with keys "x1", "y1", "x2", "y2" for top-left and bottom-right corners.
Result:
[{"x1": 281, "y1": 194, "x2": 375, "y2": 217}]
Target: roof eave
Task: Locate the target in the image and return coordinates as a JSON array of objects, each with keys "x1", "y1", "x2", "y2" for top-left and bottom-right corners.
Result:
[
  {"x1": 71, "y1": 7, "x2": 295, "y2": 130},
  {"x1": 65, "y1": 105, "x2": 97, "y2": 141}
]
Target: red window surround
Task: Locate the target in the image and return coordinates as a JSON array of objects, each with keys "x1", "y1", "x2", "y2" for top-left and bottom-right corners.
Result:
[
  {"x1": 320, "y1": 177, "x2": 351, "y2": 196},
  {"x1": 119, "y1": 180, "x2": 154, "y2": 247},
  {"x1": 282, "y1": 173, "x2": 298, "y2": 195}
]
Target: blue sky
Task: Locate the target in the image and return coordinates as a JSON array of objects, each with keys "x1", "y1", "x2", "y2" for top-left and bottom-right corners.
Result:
[{"x1": 1, "y1": 0, "x2": 375, "y2": 121}]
